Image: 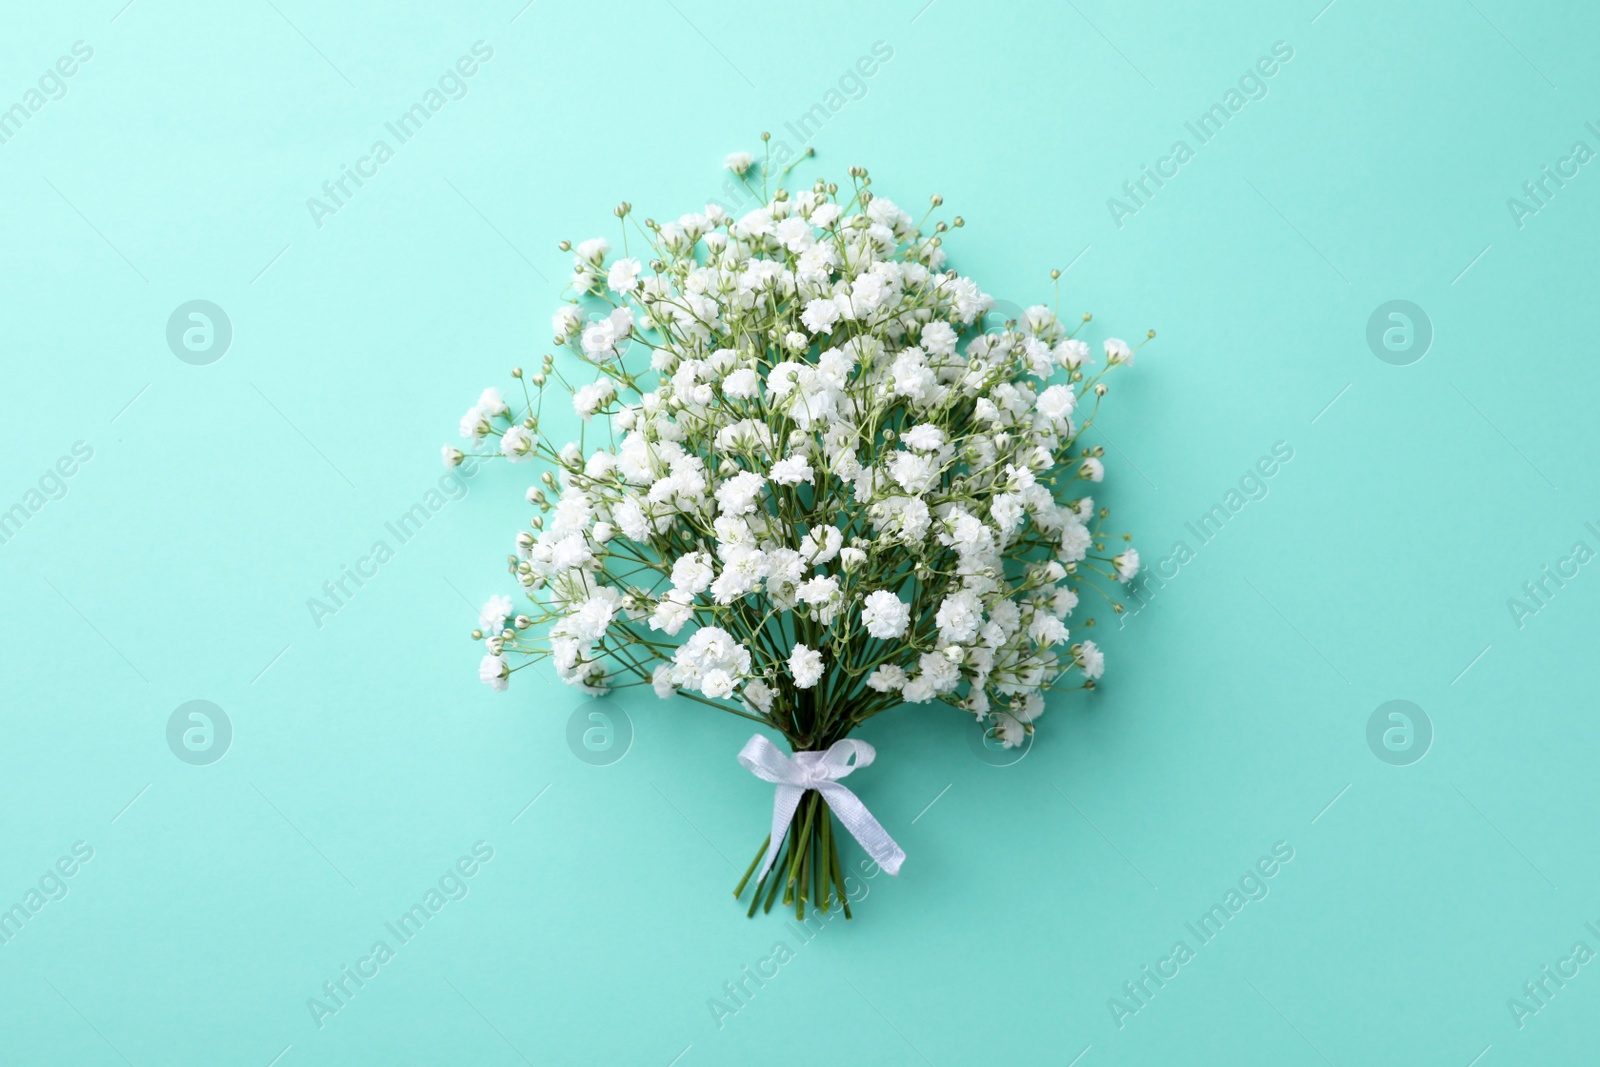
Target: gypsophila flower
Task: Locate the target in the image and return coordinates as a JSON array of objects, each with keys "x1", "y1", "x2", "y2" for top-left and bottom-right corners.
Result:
[
  {"x1": 769, "y1": 455, "x2": 815, "y2": 486},
  {"x1": 499, "y1": 425, "x2": 536, "y2": 462},
  {"x1": 861, "y1": 590, "x2": 911, "y2": 639},
  {"x1": 446, "y1": 151, "x2": 1148, "y2": 917},
  {"x1": 1114, "y1": 549, "x2": 1140, "y2": 582},
  {"x1": 672, "y1": 552, "x2": 716, "y2": 595},
  {"x1": 552, "y1": 305, "x2": 582, "y2": 339},
  {"x1": 479, "y1": 595, "x2": 512, "y2": 633},
  {"x1": 703, "y1": 669, "x2": 736, "y2": 699},
  {"x1": 1074, "y1": 641, "x2": 1105, "y2": 680},
  {"x1": 724, "y1": 367, "x2": 760, "y2": 398},
  {"x1": 789, "y1": 644, "x2": 823, "y2": 688},
  {"x1": 649, "y1": 592, "x2": 694, "y2": 635},
  {"x1": 800, "y1": 525, "x2": 842, "y2": 565},
  {"x1": 801, "y1": 298, "x2": 840, "y2": 335},
  {"x1": 1036, "y1": 384, "x2": 1076, "y2": 422},
  {"x1": 479, "y1": 654, "x2": 509, "y2": 691},
  {"x1": 573, "y1": 380, "x2": 617, "y2": 419},
  {"x1": 607, "y1": 258, "x2": 642, "y2": 295}
]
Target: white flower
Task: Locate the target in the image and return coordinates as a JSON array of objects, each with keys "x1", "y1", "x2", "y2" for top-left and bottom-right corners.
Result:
[
  {"x1": 1076, "y1": 640, "x2": 1105, "y2": 679},
  {"x1": 799, "y1": 525, "x2": 842, "y2": 565},
  {"x1": 569, "y1": 591, "x2": 619, "y2": 642},
  {"x1": 603, "y1": 257, "x2": 640, "y2": 294},
  {"x1": 920, "y1": 320, "x2": 957, "y2": 355},
  {"x1": 1054, "y1": 338, "x2": 1090, "y2": 368},
  {"x1": 671, "y1": 552, "x2": 715, "y2": 595},
  {"x1": 775, "y1": 216, "x2": 815, "y2": 253},
  {"x1": 1059, "y1": 521, "x2": 1091, "y2": 562},
  {"x1": 789, "y1": 644, "x2": 823, "y2": 688},
  {"x1": 573, "y1": 380, "x2": 617, "y2": 419},
  {"x1": 866, "y1": 664, "x2": 907, "y2": 692},
  {"x1": 801, "y1": 298, "x2": 840, "y2": 334},
  {"x1": 887, "y1": 450, "x2": 939, "y2": 494},
  {"x1": 849, "y1": 272, "x2": 888, "y2": 314},
  {"x1": 809, "y1": 202, "x2": 841, "y2": 228},
  {"x1": 724, "y1": 368, "x2": 760, "y2": 398},
  {"x1": 797, "y1": 577, "x2": 840, "y2": 623},
  {"x1": 479, "y1": 654, "x2": 509, "y2": 691},
  {"x1": 581, "y1": 307, "x2": 634, "y2": 361},
  {"x1": 477, "y1": 387, "x2": 509, "y2": 416},
  {"x1": 702, "y1": 668, "x2": 736, "y2": 699},
  {"x1": 900, "y1": 424, "x2": 946, "y2": 451},
  {"x1": 455, "y1": 159, "x2": 1144, "y2": 754},
  {"x1": 1114, "y1": 549, "x2": 1140, "y2": 582},
  {"x1": 711, "y1": 545, "x2": 769, "y2": 603},
  {"x1": 649, "y1": 593, "x2": 694, "y2": 636},
  {"x1": 861, "y1": 590, "x2": 911, "y2": 639},
  {"x1": 935, "y1": 591, "x2": 982, "y2": 644},
  {"x1": 499, "y1": 424, "x2": 536, "y2": 462},
  {"x1": 992, "y1": 713, "x2": 1027, "y2": 748},
  {"x1": 479, "y1": 595, "x2": 512, "y2": 632},
  {"x1": 1036, "y1": 384, "x2": 1076, "y2": 422},
  {"x1": 459, "y1": 404, "x2": 492, "y2": 440},
  {"x1": 552, "y1": 305, "x2": 582, "y2": 338},
  {"x1": 743, "y1": 679, "x2": 775, "y2": 714},
  {"x1": 991, "y1": 493, "x2": 1024, "y2": 535},
  {"x1": 574, "y1": 238, "x2": 609, "y2": 264},
  {"x1": 672, "y1": 626, "x2": 752, "y2": 693},
  {"x1": 1028, "y1": 614, "x2": 1069, "y2": 647},
  {"x1": 769, "y1": 455, "x2": 814, "y2": 486},
  {"x1": 715, "y1": 471, "x2": 767, "y2": 516}
]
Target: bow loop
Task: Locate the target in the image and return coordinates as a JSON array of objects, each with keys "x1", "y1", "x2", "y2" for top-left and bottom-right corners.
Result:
[{"x1": 737, "y1": 734, "x2": 904, "y2": 883}]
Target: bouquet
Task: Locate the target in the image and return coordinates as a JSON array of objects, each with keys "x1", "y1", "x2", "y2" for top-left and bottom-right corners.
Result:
[{"x1": 446, "y1": 144, "x2": 1147, "y2": 920}]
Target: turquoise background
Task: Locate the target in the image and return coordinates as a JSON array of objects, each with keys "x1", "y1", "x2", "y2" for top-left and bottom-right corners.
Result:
[{"x1": 3, "y1": 0, "x2": 1597, "y2": 1063}]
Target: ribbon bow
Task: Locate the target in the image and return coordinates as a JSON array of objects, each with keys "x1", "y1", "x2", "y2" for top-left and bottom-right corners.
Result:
[{"x1": 737, "y1": 734, "x2": 905, "y2": 881}]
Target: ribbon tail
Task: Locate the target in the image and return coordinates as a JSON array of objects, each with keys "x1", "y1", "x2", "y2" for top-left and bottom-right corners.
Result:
[
  {"x1": 818, "y1": 782, "x2": 905, "y2": 876},
  {"x1": 755, "y1": 784, "x2": 806, "y2": 882}
]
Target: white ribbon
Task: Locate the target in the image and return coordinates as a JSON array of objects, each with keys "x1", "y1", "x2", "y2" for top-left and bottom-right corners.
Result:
[{"x1": 737, "y1": 734, "x2": 905, "y2": 881}]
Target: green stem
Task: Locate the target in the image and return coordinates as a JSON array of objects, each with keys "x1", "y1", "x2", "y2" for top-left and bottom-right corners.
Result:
[
  {"x1": 761, "y1": 838, "x2": 787, "y2": 914},
  {"x1": 813, "y1": 803, "x2": 827, "y2": 913},
  {"x1": 734, "y1": 834, "x2": 769, "y2": 899},
  {"x1": 829, "y1": 817, "x2": 852, "y2": 921}
]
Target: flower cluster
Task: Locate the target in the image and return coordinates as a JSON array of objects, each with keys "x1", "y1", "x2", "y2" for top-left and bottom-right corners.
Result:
[{"x1": 451, "y1": 151, "x2": 1144, "y2": 754}]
